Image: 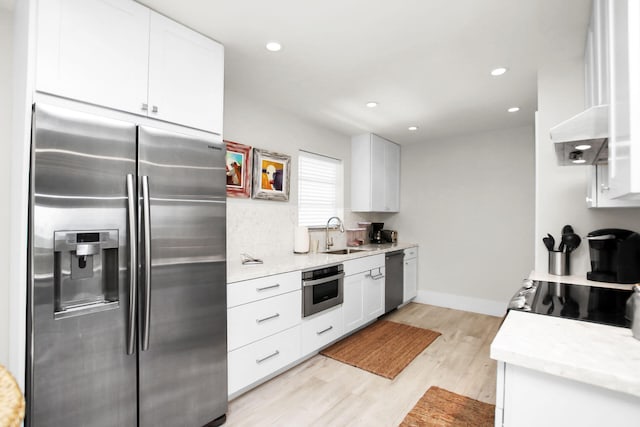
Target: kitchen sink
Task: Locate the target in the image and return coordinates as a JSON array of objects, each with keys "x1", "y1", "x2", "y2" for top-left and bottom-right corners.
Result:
[{"x1": 325, "y1": 248, "x2": 367, "y2": 255}]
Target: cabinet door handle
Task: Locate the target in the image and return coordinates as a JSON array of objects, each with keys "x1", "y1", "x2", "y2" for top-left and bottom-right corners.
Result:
[
  {"x1": 601, "y1": 184, "x2": 610, "y2": 191},
  {"x1": 316, "y1": 325, "x2": 333, "y2": 335},
  {"x1": 151, "y1": 105, "x2": 159, "y2": 113},
  {"x1": 369, "y1": 267, "x2": 384, "y2": 280},
  {"x1": 141, "y1": 103, "x2": 148, "y2": 111},
  {"x1": 256, "y1": 284, "x2": 280, "y2": 292},
  {"x1": 256, "y1": 313, "x2": 280, "y2": 324},
  {"x1": 256, "y1": 350, "x2": 280, "y2": 364}
]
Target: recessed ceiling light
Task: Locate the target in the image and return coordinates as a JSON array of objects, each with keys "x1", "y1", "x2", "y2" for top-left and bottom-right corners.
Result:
[
  {"x1": 491, "y1": 67, "x2": 508, "y2": 76},
  {"x1": 575, "y1": 144, "x2": 592, "y2": 150},
  {"x1": 408, "y1": 126, "x2": 418, "y2": 131},
  {"x1": 266, "y1": 41, "x2": 282, "y2": 52},
  {"x1": 366, "y1": 101, "x2": 378, "y2": 108},
  {"x1": 572, "y1": 159, "x2": 587, "y2": 164},
  {"x1": 507, "y1": 107, "x2": 520, "y2": 113}
]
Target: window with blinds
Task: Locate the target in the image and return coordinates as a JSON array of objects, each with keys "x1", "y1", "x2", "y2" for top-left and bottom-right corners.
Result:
[{"x1": 298, "y1": 150, "x2": 343, "y2": 227}]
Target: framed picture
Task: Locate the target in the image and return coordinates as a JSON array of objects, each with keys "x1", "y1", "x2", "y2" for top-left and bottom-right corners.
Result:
[
  {"x1": 225, "y1": 140, "x2": 252, "y2": 198},
  {"x1": 252, "y1": 149, "x2": 291, "y2": 201}
]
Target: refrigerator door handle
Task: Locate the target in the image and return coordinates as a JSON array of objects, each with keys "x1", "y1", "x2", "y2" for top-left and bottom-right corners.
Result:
[
  {"x1": 126, "y1": 174, "x2": 137, "y2": 355},
  {"x1": 142, "y1": 175, "x2": 152, "y2": 351}
]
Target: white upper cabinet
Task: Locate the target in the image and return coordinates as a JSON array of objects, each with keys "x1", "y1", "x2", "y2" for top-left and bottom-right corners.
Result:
[
  {"x1": 586, "y1": 164, "x2": 639, "y2": 208},
  {"x1": 351, "y1": 133, "x2": 401, "y2": 212},
  {"x1": 36, "y1": 0, "x2": 150, "y2": 114},
  {"x1": 35, "y1": 0, "x2": 224, "y2": 134},
  {"x1": 382, "y1": 139, "x2": 400, "y2": 211},
  {"x1": 607, "y1": 0, "x2": 640, "y2": 199},
  {"x1": 585, "y1": 0, "x2": 610, "y2": 108},
  {"x1": 148, "y1": 12, "x2": 224, "y2": 134}
]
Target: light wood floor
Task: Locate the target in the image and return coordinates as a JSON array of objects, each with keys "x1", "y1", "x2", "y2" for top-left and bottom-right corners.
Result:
[{"x1": 225, "y1": 303, "x2": 503, "y2": 427}]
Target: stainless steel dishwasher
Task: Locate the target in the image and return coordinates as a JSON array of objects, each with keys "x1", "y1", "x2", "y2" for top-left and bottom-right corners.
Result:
[{"x1": 385, "y1": 250, "x2": 404, "y2": 313}]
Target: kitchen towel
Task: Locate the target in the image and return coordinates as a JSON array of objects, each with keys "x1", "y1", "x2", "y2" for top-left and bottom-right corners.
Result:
[{"x1": 294, "y1": 226, "x2": 310, "y2": 253}]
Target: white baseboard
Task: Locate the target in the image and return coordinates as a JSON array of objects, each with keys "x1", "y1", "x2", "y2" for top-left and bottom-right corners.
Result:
[{"x1": 414, "y1": 290, "x2": 507, "y2": 317}]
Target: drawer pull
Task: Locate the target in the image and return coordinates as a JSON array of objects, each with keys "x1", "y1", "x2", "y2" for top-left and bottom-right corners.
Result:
[
  {"x1": 316, "y1": 326, "x2": 334, "y2": 336},
  {"x1": 256, "y1": 313, "x2": 280, "y2": 324},
  {"x1": 256, "y1": 284, "x2": 280, "y2": 292},
  {"x1": 370, "y1": 271, "x2": 384, "y2": 280},
  {"x1": 256, "y1": 350, "x2": 280, "y2": 364}
]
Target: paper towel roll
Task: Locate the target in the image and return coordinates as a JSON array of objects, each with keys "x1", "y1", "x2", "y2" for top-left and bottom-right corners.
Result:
[{"x1": 294, "y1": 226, "x2": 310, "y2": 254}]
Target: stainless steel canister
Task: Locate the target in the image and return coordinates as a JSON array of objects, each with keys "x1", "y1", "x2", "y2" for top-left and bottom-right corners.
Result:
[{"x1": 548, "y1": 251, "x2": 570, "y2": 276}]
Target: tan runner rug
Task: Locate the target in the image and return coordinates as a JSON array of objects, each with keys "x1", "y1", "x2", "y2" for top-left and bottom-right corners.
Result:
[
  {"x1": 400, "y1": 386, "x2": 495, "y2": 426},
  {"x1": 320, "y1": 320, "x2": 441, "y2": 379}
]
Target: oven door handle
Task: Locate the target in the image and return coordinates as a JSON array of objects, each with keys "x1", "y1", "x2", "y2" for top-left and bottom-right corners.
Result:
[{"x1": 302, "y1": 272, "x2": 345, "y2": 287}]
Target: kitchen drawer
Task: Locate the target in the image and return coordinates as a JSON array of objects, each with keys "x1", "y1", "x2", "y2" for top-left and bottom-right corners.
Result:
[
  {"x1": 343, "y1": 253, "x2": 384, "y2": 276},
  {"x1": 228, "y1": 325, "x2": 301, "y2": 396},
  {"x1": 228, "y1": 271, "x2": 301, "y2": 308},
  {"x1": 301, "y1": 305, "x2": 344, "y2": 355},
  {"x1": 227, "y1": 290, "x2": 301, "y2": 351},
  {"x1": 404, "y1": 247, "x2": 418, "y2": 260}
]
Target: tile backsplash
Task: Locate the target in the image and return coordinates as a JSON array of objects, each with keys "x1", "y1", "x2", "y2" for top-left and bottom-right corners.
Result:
[{"x1": 226, "y1": 198, "x2": 373, "y2": 261}]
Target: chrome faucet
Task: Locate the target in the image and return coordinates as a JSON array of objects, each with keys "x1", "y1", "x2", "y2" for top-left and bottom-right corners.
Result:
[{"x1": 325, "y1": 216, "x2": 344, "y2": 251}]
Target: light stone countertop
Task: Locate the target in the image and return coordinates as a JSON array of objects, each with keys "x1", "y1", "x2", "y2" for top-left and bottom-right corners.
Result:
[
  {"x1": 227, "y1": 242, "x2": 417, "y2": 283},
  {"x1": 491, "y1": 272, "x2": 640, "y2": 398}
]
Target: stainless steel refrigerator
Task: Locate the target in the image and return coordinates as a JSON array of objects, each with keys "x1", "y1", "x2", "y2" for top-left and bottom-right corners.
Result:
[{"x1": 26, "y1": 103, "x2": 228, "y2": 426}]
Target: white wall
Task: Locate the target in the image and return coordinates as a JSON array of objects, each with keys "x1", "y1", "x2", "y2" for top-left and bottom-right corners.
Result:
[
  {"x1": 535, "y1": 59, "x2": 640, "y2": 276},
  {"x1": 223, "y1": 89, "x2": 367, "y2": 262},
  {"x1": 0, "y1": 7, "x2": 13, "y2": 367},
  {"x1": 385, "y1": 126, "x2": 535, "y2": 315}
]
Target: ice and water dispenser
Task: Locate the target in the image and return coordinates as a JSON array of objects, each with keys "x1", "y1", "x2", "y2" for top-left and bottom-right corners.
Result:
[{"x1": 53, "y1": 230, "x2": 119, "y2": 318}]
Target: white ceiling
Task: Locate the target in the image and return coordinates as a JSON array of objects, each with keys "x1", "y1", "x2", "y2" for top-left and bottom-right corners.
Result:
[{"x1": 7, "y1": 0, "x2": 590, "y2": 144}]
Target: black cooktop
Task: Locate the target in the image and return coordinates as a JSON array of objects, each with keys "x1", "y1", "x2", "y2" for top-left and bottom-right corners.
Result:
[{"x1": 530, "y1": 281, "x2": 632, "y2": 328}]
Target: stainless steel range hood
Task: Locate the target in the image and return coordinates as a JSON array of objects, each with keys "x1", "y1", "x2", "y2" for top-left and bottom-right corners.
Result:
[{"x1": 550, "y1": 104, "x2": 609, "y2": 165}]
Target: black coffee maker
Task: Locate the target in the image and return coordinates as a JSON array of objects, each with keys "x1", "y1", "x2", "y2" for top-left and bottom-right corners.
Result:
[
  {"x1": 370, "y1": 222, "x2": 384, "y2": 244},
  {"x1": 586, "y1": 228, "x2": 640, "y2": 284}
]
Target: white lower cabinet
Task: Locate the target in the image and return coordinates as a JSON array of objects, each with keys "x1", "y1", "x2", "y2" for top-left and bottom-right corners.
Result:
[
  {"x1": 496, "y1": 362, "x2": 640, "y2": 427},
  {"x1": 343, "y1": 273, "x2": 365, "y2": 332},
  {"x1": 227, "y1": 271, "x2": 301, "y2": 309},
  {"x1": 403, "y1": 247, "x2": 418, "y2": 302},
  {"x1": 227, "y1": 290, "x2": 301, "y2": 351},
  {"x1": 301, "y1": 305, "x2": 344, "y2": 355},
  {"x1": 227, "y1": 271, "x2": 303, "y2": 396},
  {"x1": 343, "y1": 254, "x2": 385, "y2": 334},
  {"x1": 363, "y1": 269, "x2": 385, "y2": 320},
  {"x1": 227, "y1": 250, "x2": 418, "y2": 398},
  {"x1": 228, "y1": 326, "x2": 301, "y2": 396}
]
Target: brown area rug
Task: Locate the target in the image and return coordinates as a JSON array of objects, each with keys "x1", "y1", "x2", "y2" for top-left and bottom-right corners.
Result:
[
  {"x1": 320, "y1": 320, "x2": 441, "y2": 379},
  {"x1": 400, "y1": 386, "x2": 495, "y2": 427}
]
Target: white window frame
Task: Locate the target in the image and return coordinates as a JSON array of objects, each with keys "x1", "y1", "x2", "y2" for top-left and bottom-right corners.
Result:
[{"x1": 297, "y1": 150, "x2": 344, "y2": 227}]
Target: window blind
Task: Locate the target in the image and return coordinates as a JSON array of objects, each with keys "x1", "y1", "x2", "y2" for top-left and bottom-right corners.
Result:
[{"x1": 298, "y1": 151, "x2": 342, "y2": 227}]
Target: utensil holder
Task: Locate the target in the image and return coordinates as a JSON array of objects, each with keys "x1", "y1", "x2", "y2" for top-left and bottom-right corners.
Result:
[{"x1": 549, "y1": 251, "x2": 570, "y2": 276}]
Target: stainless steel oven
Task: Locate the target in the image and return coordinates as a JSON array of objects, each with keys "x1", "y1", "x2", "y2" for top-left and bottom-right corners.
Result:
[{"x1": 302, "y1": 263, "x2": 344, "y2": 317}]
